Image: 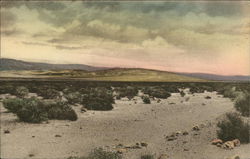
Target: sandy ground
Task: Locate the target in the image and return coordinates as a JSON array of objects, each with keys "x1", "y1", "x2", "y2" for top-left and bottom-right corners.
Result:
[{"x1": 1, "y1": 91, "x2": 250, "y2": 159}]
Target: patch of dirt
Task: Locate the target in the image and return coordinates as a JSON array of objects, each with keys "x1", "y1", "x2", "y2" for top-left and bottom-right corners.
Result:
[{"x1": 1, "y1": 91, "x2": 249, "y2": 159}]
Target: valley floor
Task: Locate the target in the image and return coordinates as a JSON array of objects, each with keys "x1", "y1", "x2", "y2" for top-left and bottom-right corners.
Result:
[{"x1": 1, "y1": 91, "x2": 250, "y2": 159}]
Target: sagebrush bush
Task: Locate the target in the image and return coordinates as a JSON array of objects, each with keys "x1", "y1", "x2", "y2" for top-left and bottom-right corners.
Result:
[
  {"x1": 45, "y1": 101, "x2": 78, "y2": 121},
  {"x1": 67, "y1": 148, "x2": 122, "y2": 159},
  {"x1": 142, "y1": 87, "x2": 171, "y2": 99},
  {"x1": 217, "y1": 112, "x2": 250, "y2": 143},
  {"x1": 3, "y1": 97, "x2": 78, "y2": 123},
  {"x1": 16, "y1": 98, "x2": 48, "y2": 123},
  {"x1": 115, "y1": 86, "x2": 138, "y2": 100},
  {"x1": 234, "y1": 93, "x2": 250, "y2": 117},
  {"x1": 80, "y1": 88, "x2": 114, "y2": 111},
  {"x1": 141, "y1": 154, "x2": 154, "y2": 159},
  {"x1": 64, "y1": 91, "x2": 82, "y2": 105},
  {"x1": 3, "y1": 98, "x2": 24, "y2": 113},
  {"x1": 37, "y1": 88, "x2": 60, "y2": 99},
  {"x1": 142, "y1": 96, "x2": 151, "y2": 104},
  {"x1": 87, "y1": 148, "x2": 122, "y2": 159},
  {"x1": 180, "y1": 90, "x2": 185, "y2": 97},
  {"x1": 15, "y1": 86, "x2": 29, "y2": 97}
]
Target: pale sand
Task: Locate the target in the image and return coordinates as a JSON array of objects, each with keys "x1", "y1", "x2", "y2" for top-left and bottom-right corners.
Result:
[{"x1": 1, "y1": 91, "x2": 250, "y2": 159}]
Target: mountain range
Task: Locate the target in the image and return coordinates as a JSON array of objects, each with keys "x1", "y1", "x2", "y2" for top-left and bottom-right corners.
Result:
[{"x1": 0, "y1": 58, "x2": 249, "y2": 81}]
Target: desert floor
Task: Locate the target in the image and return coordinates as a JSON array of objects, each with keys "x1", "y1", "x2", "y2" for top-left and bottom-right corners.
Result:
[{"x1": 1, "y1": 91, "x2": 250, "y2": 159}]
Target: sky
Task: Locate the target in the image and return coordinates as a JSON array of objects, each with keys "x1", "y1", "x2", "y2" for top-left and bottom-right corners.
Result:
[{"x1": 1, "y1": 1, "x2": 250, "y2": 75}]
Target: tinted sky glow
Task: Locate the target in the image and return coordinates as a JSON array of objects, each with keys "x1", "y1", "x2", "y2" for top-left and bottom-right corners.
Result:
[{"x1": 1, "y1": 1, "x2": 250, "y2": 75}]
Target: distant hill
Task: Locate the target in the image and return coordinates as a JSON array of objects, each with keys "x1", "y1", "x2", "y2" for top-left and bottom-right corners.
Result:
[
  {"x1": 0, "y1": 58, "x2": 106, "y2": 71},
  {"x1": 1, "y1": 58, "x2": 248, "y2": 82},
  {"x1": 178, "y1": 73, "x2": 250, "y2": 82}
]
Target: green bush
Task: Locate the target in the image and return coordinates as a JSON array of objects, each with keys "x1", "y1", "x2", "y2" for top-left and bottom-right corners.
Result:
[
  {"x1": 217, "y1": 112, "x2": 250, "y2": 143},
  {"x1": 142, "y1": 87, "x2": 171, "y2": 99},
  {"x1": 141, "y1": 154, "x2": 154, "y2": 159},
  {"x1": 45, "y1": 101, "x2": 78, "y2": 121},
  {"x1": 37, "y1": 88, "x2": 60, "y2": 99},
  {"x1": 15, "y1": 86, "x2": 29, "y2": 97},
  {"x1": 16, "y1": 98, "x2": 48, "y2": 123},
  {"x1": 3, "y1": 97, "x2": 77, "y2": 123},
  {"x1": 67, "y1": 148, "x2": 122, "y2": 159},
  {"x1": 80, "y1": 88, "x2": 114, "y2": 111},
  {"x1": 64, "y1": 92, "x2": 82, "y2": 105},
  {"x1": 142, "y1": 96, "x2": 151, "y2": 104},
  {"x1": 180, "y1": 90, "x2": 185, "y2": 97},
  {"x1": 87, "y1": 148, "x2": 122, "y2": 159},
  {"x1": 234, "y1": 93, "x2": 250, "y2": 117},
  {"x1": 115, "y1": 86, "x2": 138, "y2": 100},
  {"x1": 3, "y1": 98, "x2": 24, "y2": 113}
]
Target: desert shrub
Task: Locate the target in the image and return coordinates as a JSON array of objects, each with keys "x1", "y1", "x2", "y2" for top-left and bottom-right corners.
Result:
[
  {"x1": 80, "y1": 87, "x2": 114, "y2": 111},
  {"x1": 3, "y1": 98, "x2": 26, "y2": 113},
  {"x1": 115, "y1": 86, "x2": 138, "y2": 100},
  {"x1": 142, "y1": 96, "x2": 151, "y2": 104},
  {"x1": 142, "y1": 87, "x2": 171, "y2": 99},
  {"x1": 87, "y1": 148, "x2": 122, "y2": 159},
  {"x1": 45, "y1": 101, "x2": 78, "y2": 121},
  {"x1": 15, "y1": 97, "x2": 48, "y2": 123},
  {"x1": 234, "y1": 93, "x2": 250, "y2": 117},
  {"x1": 180, "y1": 90, "x2": 185, "y2": 97},
  {"x1": 0, "y1": 84, "x2": 15, "y2": 94},
  {"x1": 64, "y1": 91, "x2": 82, "y2": 105},
  {"x1": 3, "y1": 97, "x2": 77, "y2": 123},
  {"x1": 217, "y1": 86, "x2": 240, "y2": 99},
  {"x1": 162, "y1": 85, "x2": 180, "y2": 93},
  {"x1": 14, "y1": 86, "x2": 29, "y2": 97},
  {"x1": 189, "y1": 87, "x2": 204, "y2": 94},
  {"x1": 84, "y1": 97, "x2": 113, "y2": 111},
  {"x1": 37, "y1": 88, "x2": 60, "y2": 99},
  {"x1": 141, "y1": 154, "x2": 154, "y2": 159},
  {"x1": 67, "y1": 148, "x2": 122, "y2": 159},
  {"x1": 217, "y1": 112, "x2": 250, "y2": 143}
]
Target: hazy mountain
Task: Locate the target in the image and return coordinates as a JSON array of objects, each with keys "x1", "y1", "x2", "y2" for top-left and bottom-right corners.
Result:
[
  {"x1": 1, "y1": 58, "x2": 249, "y2": 81},
  {"x1": 178, "y1": 73, "x2": 250, "y2": 82},
  {"x1": 0, "y1": 58, "x2": 106, "y2": 71}
]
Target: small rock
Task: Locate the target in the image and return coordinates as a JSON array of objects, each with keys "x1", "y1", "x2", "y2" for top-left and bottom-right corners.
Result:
[
  {"x1": 81, "y1": 107, "x2": 87, "y2": 113},
  {"x1": 226, "y1": 155, "x2": 240, "y2": 159},
  {"x1": 80, "y1": 127, "x2": 82, "y2": 129},
  {"x1": 205, "y1": 96, "x2": 211, "y2": 99},
  {"x1": 55, "y1": 134, "x2": 62, "y2": 137},
  {"x1": 29, "y1": 154, "x2": 35, "y2": 157},
  {"x1": 176, "y1": 131, "x2": 182, "y2": 136},
  {"x1": 117, "y1": 148, "x2": 126, "y2": 154},
  {"x1": 117, "y1": 143, "x2": 123, "y2": 147},
  {"x1": 232, "y1": 139, "x2": 240, "y2": 147},
  {"x1": 4, "y1": 130, "x2": 10, "y2": 134},
  {"x1": 141, "y1": 142, "x2": 148, "y2": 147},
  {"x1": 223, "y1": 141, "x2": 235, "y2": 149},
  {"x1": 183, "y1": 141, "x2": 188, "y2": 144},
  {"x1": 192, "y1": 125, "x2": 200, "y2": 131},
  {"x1": 158, "y1": 153, "x2": 168, "y2": 159},
  {"x1": 157, "y1": 99, "x2": 161, "y2": 103},
  {"x1": 211, "y1": 139, "x2": 223, "y2": 145},
  {"x1": 184, "y1": 148, "x2": 189, "y2": 151},
  {"x1": 167, "y1": 136, "x2": 177, "y2": 141},
  {"x1": 182, "y1": 131, "x2": 189, "y2": 135},
  {"x1": 32, "y1": 136, "x2": 35, "y2": 138},
  {"x1": 202, "y1": 103, "x2": 206, "y2": 106}
]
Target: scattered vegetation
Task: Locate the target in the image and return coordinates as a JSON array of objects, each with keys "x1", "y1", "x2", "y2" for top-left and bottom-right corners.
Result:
[
  {"x1": 3, "y1": 97, "x2": 77, "y2": 123},
  {"x1": 180, "y1": 90, "x2": 185, "y2": 97},
  {"x1": 142, "y1": 87, "x2": 171, "y2": 99},
  {"x1": 115, "y1": 86, "x2": 138, "y2": 100},
  {"x1": 217, "y1": 112, "x2": 250, "y2": 143},
  {"x1": 142, "y1": 96, "x2": 151, "y2": 104},
  {"x1": 36, "y1": 88, "x2": 61, "y2": 99},
  {"x1": 234, "y1": 93, "x2": 250, "y2": 117},
  {"x1": 140, "y1": 154, "x2": 154, "y2": 159},
  {"x1": 15, "y1": 86, "x2": 29, "y2": 97},
  {"x1": 80, "y1": 87, "x2": 114, "y2": 111},
  {"x1": 67, "y1": 148, "x2": 122, "y2": 159}
]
